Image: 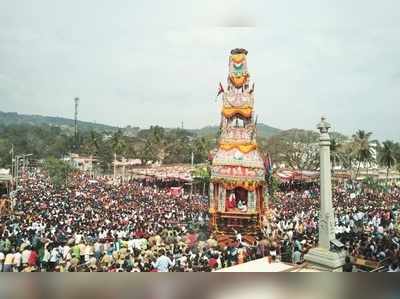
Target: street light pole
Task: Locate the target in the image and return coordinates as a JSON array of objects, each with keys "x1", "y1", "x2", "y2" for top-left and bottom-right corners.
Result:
[
  {"x1": 15, "y1": 155, "x2": 19, "y2": 189},
  {"x1": 190, "y1": 152, "x2": 194, "y2": 199},
  {"x1": 14, "y1": 154, "x2": 33, "y2": 189},
  {"x1": 10, "y1": 144, "x2": 14, "y2": 180}
]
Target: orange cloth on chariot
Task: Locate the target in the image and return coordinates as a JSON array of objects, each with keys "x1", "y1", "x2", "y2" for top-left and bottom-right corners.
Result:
[
  {"x1": 219, "y1": 142, "x2": 257, "y2": 153},
  {"x1": 229, "y1": 74, "x2": 248, "y2": 88},
  {"x1": 222, "y1": 106, "x2": 252, "y2": 118}
]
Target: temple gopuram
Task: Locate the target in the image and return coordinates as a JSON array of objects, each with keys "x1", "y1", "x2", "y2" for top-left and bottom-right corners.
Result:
[{"x1": 209, "y1": 48, "x2": 267, "y2": 237}]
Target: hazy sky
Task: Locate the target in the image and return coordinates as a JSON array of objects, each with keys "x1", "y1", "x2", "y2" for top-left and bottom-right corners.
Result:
[{"x1": 0, "y1": 0, "x2": 399, "y2": 140}]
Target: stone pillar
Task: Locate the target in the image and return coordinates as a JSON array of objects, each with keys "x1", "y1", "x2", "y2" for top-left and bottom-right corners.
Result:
[
  {"x1": 304, "y1": 117, "x2": 346, "y2": 271},
  {"x1": 318, "y1": 117, "x2": 335, "y2": 249}
]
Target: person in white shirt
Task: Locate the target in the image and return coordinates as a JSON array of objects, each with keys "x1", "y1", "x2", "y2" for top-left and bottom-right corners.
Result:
[
  {"x1": 63, "y1": 245, "x2": 71, "y2": 260},
  {"x1": 75, "y1": 233, "x2": 83, "y2": 245},
  {"x1": 237, "y1": 200, "x2": 247, "y2": 212},
  {"x1": 42, "y1": 247, "x2": 50, "y2": 271},
  {"x1": 94, "y1": 241, "x2": 103, "y2": 259},
  {"x1": 377, "y1": 226, "x2": 384, "y2": 234},
  {"x1": 152, "y1": 250, "x2": 174, "y2": 272},
  {"x1": 13, "y1": 250, "x2": 22, "y2": 272},
  {"x1": 49, "y1": 247, "x2": 59, "y2": 269}
]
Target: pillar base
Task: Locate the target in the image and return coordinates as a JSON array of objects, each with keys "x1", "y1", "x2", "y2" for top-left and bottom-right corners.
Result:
[{"x1": 304, "y1": 247, "x2": 346, "y2": 272}]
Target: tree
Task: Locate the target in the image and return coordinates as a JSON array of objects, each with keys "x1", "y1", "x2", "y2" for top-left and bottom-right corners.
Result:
[
  {"x1": 351, "y1": 130, "x2": 376, "y2": 179},
  {"x1": 329, "y1": 132, "x2": 348, "y2": 171},
  {"x1": 192, "y1": 136, "x2": 213, "y2": 164},
  {"x1": 339, "y1": 142, "x2": 354, "y2": 171},
  {"x1": 0, "y1": 138, "x2": 12, "y2": 168},
  {"x1": 86, "y1": 130, "x2": 100, "y2": 156},
  {"x1": 164, "y1": 129, "x2": 192, "y2": 164},
  {"x1": 111, "y1": 130, "x2": 128, "y2": 157},
  {"x1": 44, "y1": 157, "x2": 74, "y2": 188},
  {"x1": 96, "y1": 142, "x2": 113, "y2": 174},
  {"x1": 191, "y1": 165, "x2": 211, "y2": 195},
  {"x1": 265, "y1": 129, "x2": 320, "y2": 170},
  {"x1": 377, "y1": 140, "x2": 397, "y2": 184},
  {"x1": 362, "y1": 176, "x2": 384, "y2": 192},
  {"x1": 137, "y1": 126, "x2": 168, "y2": 164},
  {"x1": 330, "y1": 138, "x2": 341, "y2": 172},
  {"x1": 267, "y1": 173, "x2": 281, "y2": 202},
  {"x1": 396, "y1": 144, "x2": 400, "y2": 173}
]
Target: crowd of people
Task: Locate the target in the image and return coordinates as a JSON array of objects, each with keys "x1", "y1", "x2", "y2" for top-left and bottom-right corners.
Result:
[
  {"x1": 1, "y1": 169, "x2": 400, "y2": 272},
  {"x1": 268, "y1": 181, "x2": 400, "y2": 271}
]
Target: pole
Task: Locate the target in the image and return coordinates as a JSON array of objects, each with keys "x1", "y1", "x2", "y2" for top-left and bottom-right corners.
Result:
[
  {"x1": 15, "y1": 156, "x2": 19, "y2": 189},
  {"x1": 317, "y1": 117, "x2": 335, "y2": 250},
  {"x1": 74, "y1": 97, "x2": 80, "y2": 151},
  {"x1": 190, "y1": 152, "x2": 194, "y2": 199},
  {"x1": 22, "y1": 156, "x2": 26, "y2": 176},
  {"x1": 113, "y1": 153, "x2": 117, "y2": 180},
  {"x1": 14, "y1": 156, "x2": 17, "y2": 190},
  {"x1": 90, "y1": 155, "x2": 93, "y2": 178},
  {"x1": 10, "y1": 145, "x2": 14, "y2": 191},
  {"x1": 304, "y1": 117, "x2": 345, "y2": 270},
  {"x1": 122, "y1": 159, "x2": 126, "y2": 183}
]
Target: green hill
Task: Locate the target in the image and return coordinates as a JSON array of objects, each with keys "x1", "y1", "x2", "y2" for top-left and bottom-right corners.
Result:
[
  {"x1": 256, "y1": 123, "x2": 282, "y2": 139},
  {"x1": 0, "y1": 110, "x2": 281, "y2": 138},
  {"x1": 0, "y1": 111, "x2": 118, "y2": 133}
]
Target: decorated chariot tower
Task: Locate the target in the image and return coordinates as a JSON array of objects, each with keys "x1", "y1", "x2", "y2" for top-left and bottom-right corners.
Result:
[{"x1": 209, "y1": 49, "x2": 267, "y2": 235}]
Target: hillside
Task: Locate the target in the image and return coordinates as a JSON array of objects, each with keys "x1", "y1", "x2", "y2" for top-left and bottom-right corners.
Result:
[
  {"x1": 0, "y1": 110, "x2": 281, "y2": 138},
  {"x1": 0, "y1": 111, "x2": 118, "y2": 133}
]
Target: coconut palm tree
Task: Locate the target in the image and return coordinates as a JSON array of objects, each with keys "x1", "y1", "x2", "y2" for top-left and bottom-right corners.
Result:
[
  {"x1": 377, "y1": 140, "x2": 397, "y2": 184},
  {"x1": 351, "y1": 130, "x2": 376, "y2": 179}
]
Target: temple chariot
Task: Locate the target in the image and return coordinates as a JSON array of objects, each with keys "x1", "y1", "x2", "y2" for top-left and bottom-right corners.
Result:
[{"x1": 209, "y1": 49, "x2": 268, "y2": 238}]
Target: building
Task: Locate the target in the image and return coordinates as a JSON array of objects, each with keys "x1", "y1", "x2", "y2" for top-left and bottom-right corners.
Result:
[
  {"x1": 209, "y1": 49, "x2": 267, "y2": 236},
  {"x1": 65, "y1": 153, "x2": 96, "y2": 172},
  {"x1": 0, "y1": 168, "x2": 12, "y2": 196}
]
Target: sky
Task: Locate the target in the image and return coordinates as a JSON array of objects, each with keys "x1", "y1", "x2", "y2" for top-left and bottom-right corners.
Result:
[{"x1": 0, "y1": 0, "x2": 399, "y2": 140}]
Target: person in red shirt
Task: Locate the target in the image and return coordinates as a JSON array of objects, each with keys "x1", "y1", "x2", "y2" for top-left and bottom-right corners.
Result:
[
  {"x1": 208, "y1": 255, "x2": 218, "y2": 270},
  {"x1": 186, "y1": 232, "x2": 198, "y2": 248},
  {"x1": 28, "y1": 249, "x2": 38, "y2": 267}
]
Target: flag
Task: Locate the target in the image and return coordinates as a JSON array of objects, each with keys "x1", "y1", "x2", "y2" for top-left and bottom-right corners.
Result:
[
  {"x1": 264, "y1": 153, "x2": 273, "y2": 177},
  {"x1": 215, "y1": 82, "x2": 224, "y2": 101},
  {"x1": 249, "y1": 83, "x2": 255, "y2": 94},
  {"x1": 217, "y1": 82, "x2": 224, "y2": 96}
]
